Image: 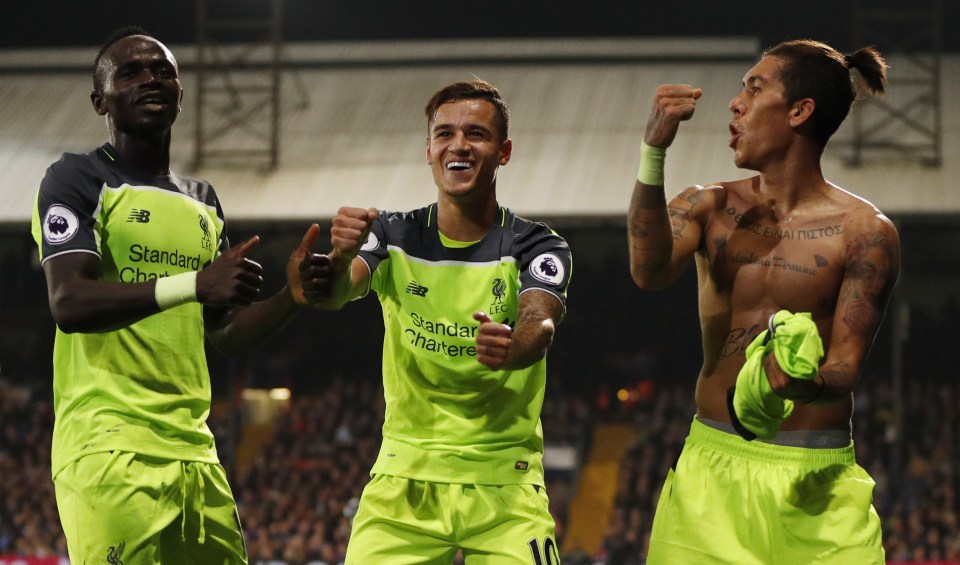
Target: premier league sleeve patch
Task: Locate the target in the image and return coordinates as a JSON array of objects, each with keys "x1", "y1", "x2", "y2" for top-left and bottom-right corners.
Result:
[
  {"x1": 528, "y1": 253, "x2": 564, "y2": 286},
  {"x1": 361, "y1": 231, "x2": 380, "y2": 252},
  {"x1": 42, "y1": 204, "x2": 80, "y2": 245}
]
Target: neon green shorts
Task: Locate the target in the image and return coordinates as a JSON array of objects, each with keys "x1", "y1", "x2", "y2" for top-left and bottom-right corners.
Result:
[
  {"x1": 345, "y1": 474, "x2": 560, "y2": 564},
  {"x1": 54, "y1": 451, "x2": 247, "y2": 565},
  {"x1": 647, "y1": 417, "x2": 883, "y2": 565}
]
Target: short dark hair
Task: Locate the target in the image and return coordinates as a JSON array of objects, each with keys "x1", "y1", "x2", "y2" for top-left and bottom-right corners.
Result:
[
  {"x1": 424, "y1": 79, "x2": 511, "y2": 141},
  {"x1": 92, "y1": 25, "x2": 155, "y2": 94},
  {"x1": 764, "y1": 39, "x2": 887, "y2": 147}
]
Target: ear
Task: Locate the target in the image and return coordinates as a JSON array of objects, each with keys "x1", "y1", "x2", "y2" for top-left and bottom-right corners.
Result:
[
  {"x1": 178, "y1": 89, "x2": 184, "y2": 114},
  {"x1": 91, "y1": 90, "x2": 107, "y2": 116},
  {"x1": 425, "y1": 137, "x2": 432, "y2": 165},
  {"x1": 789, "y1": 98, "x2": 815, "y2": 128},
  {"x1": 498, "y1": 138, "x2": 513, "y2": 166}
]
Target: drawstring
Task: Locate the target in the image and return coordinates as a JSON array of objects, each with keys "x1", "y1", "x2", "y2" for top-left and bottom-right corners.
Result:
[
  {"x1": 180, "y1": 462, "x2": 188, "y2": 542},
  {"x1": 179, "y1": 462, "x2": 207, "y2": 544},
  {"x1": 197, "y1": 466, "x2": 206, "y2": 544}
]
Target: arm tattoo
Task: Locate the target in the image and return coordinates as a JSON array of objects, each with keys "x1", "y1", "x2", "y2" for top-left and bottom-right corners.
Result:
[
  {"x1": 818, "y1": 361, "x2": 851, "y2": 398},
  {"x1": 668, "y1": 188, "x2": 703, "y2": 240},
  {"x1": 840, "y1": 231, "x2": 898, "y2": 338},
  {"x1": 629, "y1": 217, "x2": 662, "y2": 240}
]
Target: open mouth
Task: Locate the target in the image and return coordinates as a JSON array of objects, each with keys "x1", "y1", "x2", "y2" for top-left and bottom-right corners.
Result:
[
  {"x1": 728, "y1": 124, "x2": 740, "y2": 147},
  {"x1": 135, "y1": 93, "x2": 170, "y2": 108},
  {"x1": 446, "y1": 161, "x2": 474, "y2": 171}
]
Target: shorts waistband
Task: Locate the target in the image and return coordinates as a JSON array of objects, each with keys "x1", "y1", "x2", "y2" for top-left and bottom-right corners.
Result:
[
  {"x1": 698, "y1": 417, "x2": 851, "y2": 448},
  {"x1": 690, "y1": 416, "x2": 856, "y2": 467}
]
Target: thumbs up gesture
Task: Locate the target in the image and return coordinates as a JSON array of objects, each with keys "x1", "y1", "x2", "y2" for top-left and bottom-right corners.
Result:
[
  {"x1": 284, "y1": 224, "x2": 323, "y2": 305},
  {"x1": 473, "y1": 311, "x2": 513, "y2": 370},
  {"x1": 197, "y1": 235, "x2": 264, "y2": 306}
]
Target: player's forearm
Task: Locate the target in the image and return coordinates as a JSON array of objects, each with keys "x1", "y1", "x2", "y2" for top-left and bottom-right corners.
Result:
[
  {"x1": 43, "y1": 253, "x2": 166, "y2": 332},
  {"x1": 310, "y1": 258, "x2": 364, "y2": 311},
  {"x1": 311, "y1": 273, "x2": 356, "y2": 310},
  {"x1": 205, "y1": 286, "x2": 300, "y2": 354},
  {"x1": 49, "y1": 278, "x2": 161, "y2": 333},
  {"x1": 806, "y1": 361, "x2": 857, "y2": 406},
  {"x1": 501, "y1": 316, "x2": 555, "y2": 371},
  {"x1": 628, "y1": 182, "x2": 674, "y2": 288}
]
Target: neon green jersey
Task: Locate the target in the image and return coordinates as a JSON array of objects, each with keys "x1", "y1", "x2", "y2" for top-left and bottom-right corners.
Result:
[
  {"x1": 358, "y1": 205, "x2": 572, "y2": 486},
  {"x1": 32, "y1": 144, "x2": 226, "y2": 477}
]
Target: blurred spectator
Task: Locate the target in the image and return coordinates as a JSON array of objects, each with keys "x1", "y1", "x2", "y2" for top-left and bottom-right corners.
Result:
[
  {"x1": 7, "y1": 364, "x2": 960, "y2": 563},
  {"x1": 235, "y1": 376, "x2": 590, "y2": 565},
  {"x1": 596, "y1": 374, "x2": 960, "y2": 565},
  {"x1": 235, "y1": 377, "x2": 381, "y2": 565},
  {"x1": 0, "y1": 382, "x2": 66, "y2": 556}
]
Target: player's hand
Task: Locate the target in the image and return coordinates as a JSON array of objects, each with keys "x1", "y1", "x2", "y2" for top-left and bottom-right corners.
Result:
[
  {"x1": 474, "y1": 311, "x2": 513, "y2": 370},
  {"x1": 331, "y1": 206, "x2": 378, "y2": 262},
  {"x1": 298, "y1": 251, "x2": 336, "y2": 304},
  {"x1": 644, "y1": 84, "x2": 702, "y2": 149},
  {"x1": 763, "y1": 352, "x2": 816, "y2": 401},
  {"x1": 286, "y1": 224, "x2": 321, "y2": 305},
  {"x1": 196, "y1": 236, "x2": 263, "y2": 307}
]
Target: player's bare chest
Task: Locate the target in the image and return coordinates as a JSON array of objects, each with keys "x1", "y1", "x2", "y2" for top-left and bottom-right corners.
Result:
[{"x1": 704, "y1": 207, "x2": 846, "y2": 291}]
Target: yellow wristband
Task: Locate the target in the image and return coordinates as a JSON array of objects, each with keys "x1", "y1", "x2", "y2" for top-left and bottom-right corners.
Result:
[
  {"x1": 155, "y1": 271, "x2": 198, "y2": 311},
  {"x1": 637, "y1": 140, "x2": 666, "y2": 185}
]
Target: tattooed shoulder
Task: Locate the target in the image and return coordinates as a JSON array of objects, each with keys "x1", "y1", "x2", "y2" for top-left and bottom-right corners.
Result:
[
  {"x1": 837, "y1": 223, "x2": 900, "y2": 337},
  {"x1": 667, "y1": 186, "x2": 709, "y2": 240}
]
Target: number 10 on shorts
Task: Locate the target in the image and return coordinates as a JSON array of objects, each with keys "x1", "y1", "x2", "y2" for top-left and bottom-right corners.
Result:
[{"x1": 527, "y1": 536, "x2": 560, "y2": 564}]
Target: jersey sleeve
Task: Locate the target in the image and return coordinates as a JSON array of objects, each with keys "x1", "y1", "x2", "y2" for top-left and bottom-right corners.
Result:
[
  {"x1": 211, "y1": 189, "x2": 229, "y2": 258},
  {"x1": 514, "y1": 222, "x2": 572, "y2": 308},
  {"x1": 357, "y1": 211, "x2": 391, "y2": 296},
  {"x1": 32, "y1": 153, "x2": 105, "y2": 264}
]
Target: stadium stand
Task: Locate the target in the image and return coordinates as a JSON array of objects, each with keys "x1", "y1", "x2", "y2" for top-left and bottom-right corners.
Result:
[
  {"x1": 5, "y1": 365, "x2": 960, "y2": 563},
  {"x1": 0, "y1": 218, "x2": 957, "y2": 564}
]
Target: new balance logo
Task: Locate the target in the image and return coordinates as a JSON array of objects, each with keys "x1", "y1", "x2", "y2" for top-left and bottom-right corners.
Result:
[
  {"x1": 405, "y1": 281, "x2": 428, "y2": 297},
  {"x1": 106, "y1": 540, "x2": 125, "y2": 564},
  {"x1": 127, "y1": 209, "x2": 151, "y2": 223}
]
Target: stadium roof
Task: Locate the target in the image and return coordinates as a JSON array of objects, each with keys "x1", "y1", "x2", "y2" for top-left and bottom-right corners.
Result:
[{"x1": 2, "y1": 38, "x2": 958, "y2": 223}]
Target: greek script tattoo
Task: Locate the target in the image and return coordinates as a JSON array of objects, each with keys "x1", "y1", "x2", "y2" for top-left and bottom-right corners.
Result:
[{"x1": 726, "y1": 207, "x2": 843, "y2": 241}]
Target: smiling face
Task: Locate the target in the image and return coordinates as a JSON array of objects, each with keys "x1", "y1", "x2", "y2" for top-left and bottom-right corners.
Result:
[
  {"x1": 727, "y1": 55, "x2": 798, "y2": 171},
  {"x1": 426, "y1": 98, "x2": 512, "y2": 202},
  {"x1": 91, "y1": 35, "x2": 182, "y2": 136}
]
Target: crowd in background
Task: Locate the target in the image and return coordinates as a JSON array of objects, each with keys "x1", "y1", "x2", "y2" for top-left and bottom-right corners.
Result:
[
  {"x1": 232, "y1": 377, "x2": 590, "y2": 565},
  {"x1": 595, "y1": 375, "x2": 960, "y2": 565},
  {"x1": 236, "y1": 377, "x2": 382, "y2": 564},
  {"x1": 0, "y1": 383, "x2": 64, "y2": 557},
  {"x1": 3, "y1": 371, "x2": 960, "y2": 564},
  {"x1": 0, "y1": 209, "x2": 953, "y2": 561}
]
